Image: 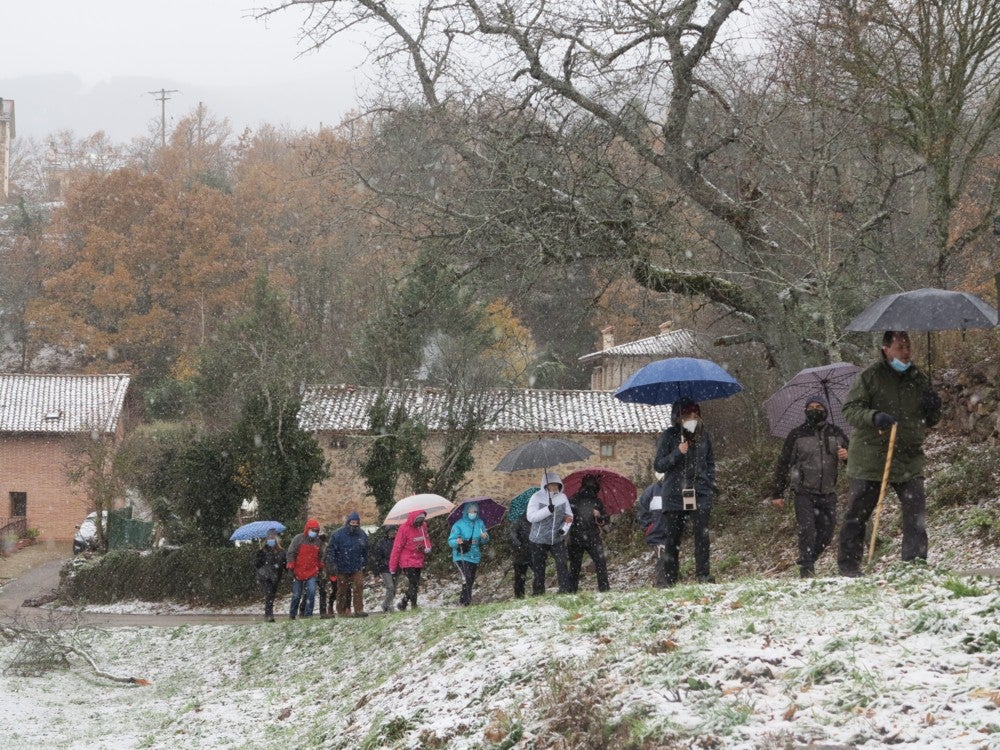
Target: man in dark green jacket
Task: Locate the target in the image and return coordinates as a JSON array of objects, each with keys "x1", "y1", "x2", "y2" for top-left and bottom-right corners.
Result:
[{"x1": 837, "y1": 331, "x2": 941, "y2": 576}]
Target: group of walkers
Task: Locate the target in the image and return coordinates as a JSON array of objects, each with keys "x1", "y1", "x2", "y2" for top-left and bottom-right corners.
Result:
[{"x1": 254, "y1": 329, "x2": 941, "y2": 619}]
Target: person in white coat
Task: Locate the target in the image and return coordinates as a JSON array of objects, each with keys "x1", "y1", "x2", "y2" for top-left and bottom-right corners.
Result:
[{"x1": 526, "y1": 471, "x2": 574, "y2": 594}]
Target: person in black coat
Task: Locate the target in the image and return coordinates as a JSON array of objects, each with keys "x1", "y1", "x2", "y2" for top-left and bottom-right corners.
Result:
[
  {"x1": 509, "y1": 515, "x2": 533, "y2": 599},
  {"x1": 254, "y1": 528, "x2": 286, "y2": 622},
  {"x1": 649, "y1": 400, "x2": 717, "y2": 586},
  {"x1": 369, "y1": 525, "x2": 398, "y2": 613},
  {"x1": 566, "y1": 474, "x2": 610, "y2": 592},
  {"x1": 770, "y1": 394, "x2": 849, "y2": 578}
]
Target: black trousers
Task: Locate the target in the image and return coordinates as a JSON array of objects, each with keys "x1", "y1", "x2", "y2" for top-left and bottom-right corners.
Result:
[
  {"x1": 530, "y1": 540, "x2": 570, "y2": 594},
  {"x1": 400, "y1": 567, "x2": 422, "y2": 607},
  {"x1": 567, "y1": 536, "x2": 610, "y2": 592},
  {"x1": 655, "y1": 508, "x2": 711, "y2": 586},
  {"x1": 455, "y1": 560, "x2": 478, "y2": 606},
  {"x1": 512, "y1": 560, "x2": 531, "y2": 599},
  {"x1": 259, "y1": 579, "x2": 278, "y2": 619},
  {"x1": 838, "y1": 477, "x2": 928, "y2": 573},
  {"x1": 793, "y1": 490, "x2": 838, "y2": 571}
]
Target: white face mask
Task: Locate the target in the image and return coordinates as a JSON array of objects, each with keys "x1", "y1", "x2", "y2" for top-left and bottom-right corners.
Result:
[
  {"x1": 468, "y1": 512, "x2": 478, "y2": 520},
  {"x1": 682, "y1": 419, "x2": 699, "y2": 433}
]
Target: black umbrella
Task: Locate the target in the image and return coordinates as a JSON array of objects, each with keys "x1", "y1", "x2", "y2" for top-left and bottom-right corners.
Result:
[
  {"x1": 845, "y1": 287, "x2": 998, "y2": 332},
  {"x1": 494, "y1": 438, "x2": 592, "y2": 472}
]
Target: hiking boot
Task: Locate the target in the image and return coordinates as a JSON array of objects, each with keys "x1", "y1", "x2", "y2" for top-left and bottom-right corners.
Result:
[
  {"x1": 799, "y1": 566, "x2": 815, "y2": 579},
  {"x1": 354, "y1": 611, "x2": 369, "y2": 618},
  {"x1": 839, "y1": 568, "x2": 863, "y2": 578},
  {"x1": 696, "y1": 575, "x2": 716, "y2": 584},
  {"x1": 397, "y1": 599, "x2": 408, "y2": 611}
]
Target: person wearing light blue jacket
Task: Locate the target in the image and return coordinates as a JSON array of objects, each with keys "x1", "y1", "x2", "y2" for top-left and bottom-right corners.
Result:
[{"x1": 448, "y1": 502, "x2": 490, "y2": 606}]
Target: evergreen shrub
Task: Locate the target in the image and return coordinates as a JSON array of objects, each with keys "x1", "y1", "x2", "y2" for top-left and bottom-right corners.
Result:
[{"x1": 60, "y1": 545, "x2": 266, "y2": 606}]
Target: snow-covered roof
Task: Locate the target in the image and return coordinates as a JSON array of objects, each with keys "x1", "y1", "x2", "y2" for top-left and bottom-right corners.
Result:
[
  {"x1": 578, "y1": 328, "x2": 705, "y2": 363},
  {"x1": 0, "y1": 373, "x2": 131, "y2": 434},
  {"x1": 299, "y1": 385, "x2": 668, "y2": 435}
]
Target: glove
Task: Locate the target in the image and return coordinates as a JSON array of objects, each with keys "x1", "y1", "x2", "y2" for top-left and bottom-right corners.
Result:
[
  {"x1": 872, "y1": 412, "x2": 896, "y2": 429},
  {"x1": 921, "y1": 390, "x2": 941, "y2": 411}
]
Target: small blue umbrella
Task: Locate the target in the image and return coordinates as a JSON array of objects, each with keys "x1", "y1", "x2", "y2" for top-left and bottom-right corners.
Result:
[
  {"x1": 614, "y1": 357, "x2": 743, "y2": 406},
  {"x1": 229, "y1": 520, "x2": 287, "y2": 542}
]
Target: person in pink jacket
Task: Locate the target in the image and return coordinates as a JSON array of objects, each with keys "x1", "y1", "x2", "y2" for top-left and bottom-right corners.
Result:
[{"x1": 389, "y1": 509, "x2": 432, "y2": 611}]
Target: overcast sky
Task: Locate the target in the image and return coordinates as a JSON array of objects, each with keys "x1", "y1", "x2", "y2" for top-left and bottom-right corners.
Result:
[{"x1": 2, "y1": 0, "x2": 372, "y2": 141}]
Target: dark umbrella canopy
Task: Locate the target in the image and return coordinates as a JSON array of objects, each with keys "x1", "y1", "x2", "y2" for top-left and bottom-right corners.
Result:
[
  {"x1": 614, "y1": 357, "x2": 743, "y2": 406},
  {"x1": 494, "y1": 438, "x2": 593, "y2": 472},
  {"x1": 507, "y1": 487, "x2": 538, "y2": 521},
  {"x1": 562, "y1": 468, "x2": 638, "y2": 516},
  {"x1": 763, "y1": 363, "x2": 861, "y2": 438},
  {"x1": 845, "y1": 287, "x2": 998, "y2": 332},
  {"x1": 447, "y1": 497, "x2": 507, "y2": 529}
]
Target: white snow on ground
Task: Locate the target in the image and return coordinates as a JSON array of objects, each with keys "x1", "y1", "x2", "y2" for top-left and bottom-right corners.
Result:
[{"x1": 1, "y1": 564, "x2": 998, "y2": 749}]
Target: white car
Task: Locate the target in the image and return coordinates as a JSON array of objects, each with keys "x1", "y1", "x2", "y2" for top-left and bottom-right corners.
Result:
[{"x1": 73, "y1": 511, "x2": 108, "y2": 554}]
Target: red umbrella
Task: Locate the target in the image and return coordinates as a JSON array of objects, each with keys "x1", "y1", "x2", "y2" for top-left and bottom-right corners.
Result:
[{"x1": 561, "y1": 468, "x2": 638, "y2": 516}]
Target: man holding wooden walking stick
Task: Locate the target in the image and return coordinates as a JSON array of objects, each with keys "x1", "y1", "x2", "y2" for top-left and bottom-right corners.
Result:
[{"x1": 837, "y1": 331, "x2": 942, "y2": 577}]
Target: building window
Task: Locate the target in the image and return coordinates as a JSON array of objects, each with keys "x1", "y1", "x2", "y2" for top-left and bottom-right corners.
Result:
[
  {"x1": 10, "y1": 492, "x2": 26, "y2": 517},
  {"x1": 600, "y1": 442, "x2": 615, "y2": 458}
]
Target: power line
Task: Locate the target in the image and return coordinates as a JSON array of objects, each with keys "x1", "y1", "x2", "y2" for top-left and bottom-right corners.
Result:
[{"x1": 147, "y1": 88, "x2": 180, "y2": 148}]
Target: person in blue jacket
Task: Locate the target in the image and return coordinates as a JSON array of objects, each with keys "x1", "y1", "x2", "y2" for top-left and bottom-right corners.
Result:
[
  {"x1": 448, "y1": 501, "x2": 490, "y2": 606},
  {"x1": 325, "y1": 511, "x2": 369, "y2": 617}
]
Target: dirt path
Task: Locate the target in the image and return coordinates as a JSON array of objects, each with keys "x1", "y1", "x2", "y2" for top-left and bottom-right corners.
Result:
[{"x1": 0, "y1": 544, "x2": 269, "y2": 627}]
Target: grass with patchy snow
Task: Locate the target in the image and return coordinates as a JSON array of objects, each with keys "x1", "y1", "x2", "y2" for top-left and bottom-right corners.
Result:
[{"x1": 2, "y1": 563, "x2": 998, "y2": 749}]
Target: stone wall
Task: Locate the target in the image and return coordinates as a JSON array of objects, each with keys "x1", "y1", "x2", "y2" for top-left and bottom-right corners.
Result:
[
  {"x1": 939, "y1": 363, "x2": 1000, "y2": 443},
  {"x1": 307, "y1": 430, "x2": 660, "y2": 526}
]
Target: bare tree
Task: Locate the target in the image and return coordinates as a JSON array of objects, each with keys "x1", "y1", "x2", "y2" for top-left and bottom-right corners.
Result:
[
  {"x1": 258, "y1": 0, "x2": 914, "y2": 375},
  {"x1": 787, "y1": 0, "x2": 1000, "y2": 285}
]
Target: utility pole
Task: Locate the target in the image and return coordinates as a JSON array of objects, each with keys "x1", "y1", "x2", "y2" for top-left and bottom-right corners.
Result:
[{"x1": 147, "y1": 88, "x2": 179, "y2": 148}]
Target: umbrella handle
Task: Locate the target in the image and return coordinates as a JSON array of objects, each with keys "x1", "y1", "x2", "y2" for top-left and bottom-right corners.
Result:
[{"x1": 866, "y1": 423, "x2": 898, "y2": 565}]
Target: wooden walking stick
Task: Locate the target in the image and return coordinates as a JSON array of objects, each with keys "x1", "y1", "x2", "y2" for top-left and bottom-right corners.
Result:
[{"x1": 867, "y1": 423, "x2": 898, "y2": 565}]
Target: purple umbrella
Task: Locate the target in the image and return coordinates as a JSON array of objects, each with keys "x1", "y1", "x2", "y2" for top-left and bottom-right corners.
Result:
[
  {"x1": 763, "y1": 362, "x2": 861, "y2": 438},
  {"x1": 447, "y1": 497, "x2": 507, "y2": 530}
]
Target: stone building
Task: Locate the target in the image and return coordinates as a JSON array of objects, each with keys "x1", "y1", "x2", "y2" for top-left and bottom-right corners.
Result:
[
  {"x1": 579, "y1": 322, "x2": 711, "y2": 391},
  {"x1": 0, "y1": 373, "x2": 134, "y2": 543},
  {"x1": 0, "y1": 98, "x2": 13, "y2": 203},
  {"x1": 299, "y1": 385, "x2": 669, "y2": 524}
]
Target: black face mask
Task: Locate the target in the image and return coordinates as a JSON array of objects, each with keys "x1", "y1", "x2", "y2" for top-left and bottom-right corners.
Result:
[{"x1": 805, "y1": 409, "x2": 827, "y2": 426}]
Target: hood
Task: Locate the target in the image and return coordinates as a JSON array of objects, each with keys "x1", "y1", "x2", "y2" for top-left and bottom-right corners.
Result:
[
  {"x1": 539, "y1": 471, "x2": 563, "y2": 492},
  {"x1": 405, "y1": 509, "x2": 427, "y2": 526},
  {"x1": 304, "y1": 518, "x2": 320, "y2": 534},
  {"x1": 804, "y1": 393, "x2": 830, "y2": 412}
]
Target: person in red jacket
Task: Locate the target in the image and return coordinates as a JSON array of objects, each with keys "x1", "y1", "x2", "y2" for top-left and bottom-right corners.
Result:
[
  {"x1": 286, "y1": 518, "x2": 324, "y2": 619},
  {"x1": 389, "y1": 509, "x2": 432, "y2": 611}
]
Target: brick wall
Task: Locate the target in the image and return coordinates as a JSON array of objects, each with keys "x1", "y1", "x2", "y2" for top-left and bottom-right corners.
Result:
[
  {"x1": 308, "y1": 431, "x2": 661, "y2": 525},
  {"x1": 0, "y1": 434, "x2": 90, "y2": 542}
]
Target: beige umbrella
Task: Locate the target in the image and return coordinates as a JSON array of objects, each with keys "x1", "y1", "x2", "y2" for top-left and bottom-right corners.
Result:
[{"x1": 382, "y1": 493, "x2": 454, "y2": 526}]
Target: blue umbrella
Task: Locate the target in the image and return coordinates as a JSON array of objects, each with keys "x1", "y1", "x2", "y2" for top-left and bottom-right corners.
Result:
[
  {"x1": 614, "y1": 357, "x2": 743, "y2": 406},
  {"x1": 229, "y1": 520, "x2": 287, "y2": 542}
]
